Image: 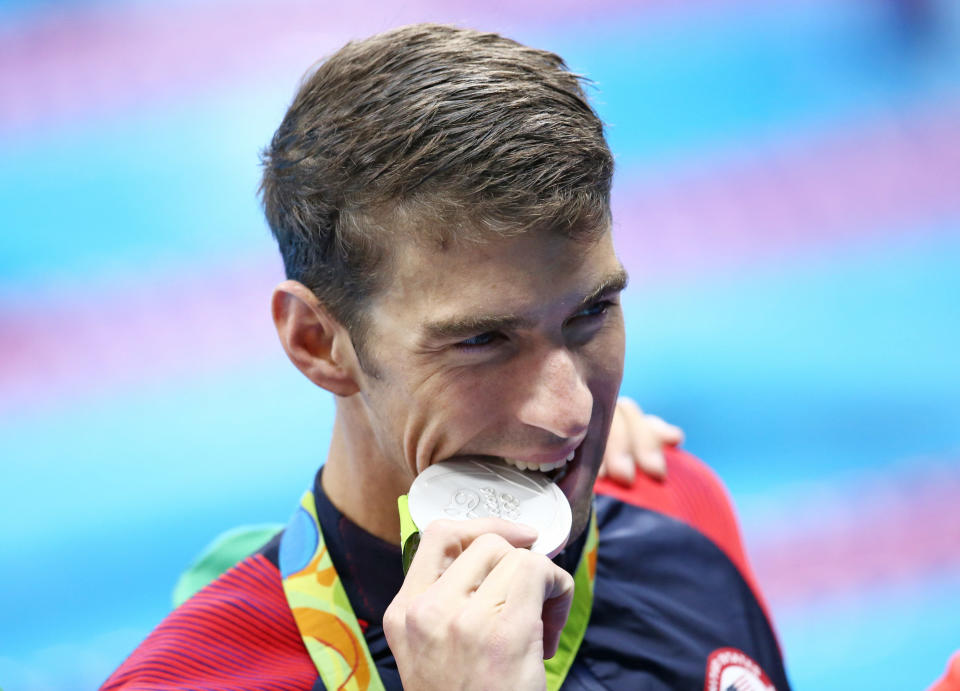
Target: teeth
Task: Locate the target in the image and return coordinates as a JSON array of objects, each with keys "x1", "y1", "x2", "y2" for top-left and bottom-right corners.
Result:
[{"x1": 501, "y1": 449, "x2": 577, "y2": 473}]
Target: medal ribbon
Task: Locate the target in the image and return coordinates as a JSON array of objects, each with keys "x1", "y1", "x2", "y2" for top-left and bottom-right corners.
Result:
[{"x1": 280, "y1": 488, "x2": 598, "y2": 691}]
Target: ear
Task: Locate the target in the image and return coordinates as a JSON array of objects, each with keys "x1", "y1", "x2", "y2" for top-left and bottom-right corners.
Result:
[{"x1": 271, "y1": 280, "x2": 361, "y2": 397}]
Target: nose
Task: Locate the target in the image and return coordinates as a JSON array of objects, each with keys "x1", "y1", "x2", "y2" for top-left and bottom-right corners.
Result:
[{"x1": 515, "y1": 347, "x2": 592, "y2": 441}]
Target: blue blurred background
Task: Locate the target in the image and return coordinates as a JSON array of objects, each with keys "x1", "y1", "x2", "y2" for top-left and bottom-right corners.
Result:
[{"x1": 1, "y1": 0, "x2": 958, "y2": 688}]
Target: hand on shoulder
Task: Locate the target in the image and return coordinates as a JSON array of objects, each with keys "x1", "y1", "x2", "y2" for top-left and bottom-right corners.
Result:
[{"x1": 598, "y1": 396, "x2": 684, "y2": 485}]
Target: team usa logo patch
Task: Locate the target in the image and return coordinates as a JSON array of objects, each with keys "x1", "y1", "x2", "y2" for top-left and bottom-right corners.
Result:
[{"x1": 704, "y1": 647, "x2": 776, "y2": 691}]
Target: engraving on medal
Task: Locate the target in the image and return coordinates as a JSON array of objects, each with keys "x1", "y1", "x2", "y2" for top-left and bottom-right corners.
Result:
[
  {"x1": 409, "y1": 459, "x2": 571, "y2": 555},
  {"x1": 443, "y1": 487, "x2": 522, "y2": 521},
  {"x1": 444, "y1": 488, "x2": 481, "y2": 519},
  {"x1": 480, "y1": 487, "x2": 521, "y2": 520}
]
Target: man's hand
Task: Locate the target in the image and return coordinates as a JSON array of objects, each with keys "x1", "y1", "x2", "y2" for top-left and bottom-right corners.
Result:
[
  {"x1": 384, "y1": 518, "x2": 575, "y2": 691},
  {"x1": 598, "y1": 397, "x2": 685, "y2": 485}
]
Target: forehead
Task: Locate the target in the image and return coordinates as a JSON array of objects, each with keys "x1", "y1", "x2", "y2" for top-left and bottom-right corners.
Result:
[{"x1": 371, "y1": 228, "x2": 621, "y2": 327}]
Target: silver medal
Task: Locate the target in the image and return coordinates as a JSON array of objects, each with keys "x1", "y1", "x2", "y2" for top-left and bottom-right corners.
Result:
[{"x1": 407, "y1": 458, "x2": 573, "y2": 557}]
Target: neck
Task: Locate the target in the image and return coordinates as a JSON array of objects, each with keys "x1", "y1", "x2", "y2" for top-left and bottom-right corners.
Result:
[{"x1": 320, "y1": 400, "x2": 412, "y2": 546}]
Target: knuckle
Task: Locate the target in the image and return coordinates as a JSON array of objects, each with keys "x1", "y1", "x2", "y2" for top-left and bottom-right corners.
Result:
[
  {"x1": 450, "y1": 607, "x2": 484, "y2": 643},
  {"x1": 504, "y1": 546, "x2": 546, "y2": 573},
  {"x1": 382, "y1": 602, "x2": 404, "y2": 639},
  {"x1": 383, "y1": 599, "x2": 399, "y2": 620},
  {"x1": 420, "y1": 520, "x2": 466, "y2": 563},
  {"x1": 421, "y1": 519, "x2": 458, "y2": 541},
  {"x1": 526, "y1": 548, "x2": 551, "y2": 567},
  {"x1": 526, "y1": 551, "x2": 570, "y2": 586},
  {"x1": 470, "y1": 531, "x2": 509, "y2": 553},
  {"x1": 404, "y1": 595, "x2": 446, "y2": 637}
]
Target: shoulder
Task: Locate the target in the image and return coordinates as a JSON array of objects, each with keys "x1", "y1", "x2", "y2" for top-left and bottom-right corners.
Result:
[
  {"x1": 593, "y1": 446, "x2": 773, "y2": 629},
  {"x1": 102, "y1": 553, "x2": 317, "y2": 690},
  {"x1": 929, "y1": 653, "x2": 960, "y2": 691}
]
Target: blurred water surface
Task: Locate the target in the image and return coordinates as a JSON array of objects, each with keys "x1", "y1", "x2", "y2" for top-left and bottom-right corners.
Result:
[{"x1": 2, "y1": 1, "x2": 959, "y2": 688}]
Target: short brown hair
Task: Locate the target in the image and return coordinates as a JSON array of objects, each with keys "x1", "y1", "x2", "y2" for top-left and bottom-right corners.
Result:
[{"x1": 260, "y1": 23, "x2": 613, "y2": 347}]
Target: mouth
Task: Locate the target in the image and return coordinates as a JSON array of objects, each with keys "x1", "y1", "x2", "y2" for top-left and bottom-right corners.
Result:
[
  {"x1": 497, "y1": 444, "x2": 581, "y2": 484},
  {"x1": 433, "y1": 441, "x2": 584, "y2": 488}
]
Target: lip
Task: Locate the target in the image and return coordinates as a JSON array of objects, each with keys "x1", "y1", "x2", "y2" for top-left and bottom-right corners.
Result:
[{"x1": 503, "y1": 442, "x2": 581, "y2": 468}]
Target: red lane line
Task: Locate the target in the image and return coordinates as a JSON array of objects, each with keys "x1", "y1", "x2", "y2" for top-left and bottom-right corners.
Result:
[
  {"x1": 0, "y1": 257, "x2": 283, "y2": 412},
  {"x1": 0, "y1": 0, "x2": 755, "y2": 132},
  {"x1": 2, "y1": 102, "x2": 958, "y2": 410},
  {"x1": 746, "y1": 462, "x2": 960, "y2": 608},
  {"x1": 613, "y1": 101, "x2": 960, "y2": 279}
]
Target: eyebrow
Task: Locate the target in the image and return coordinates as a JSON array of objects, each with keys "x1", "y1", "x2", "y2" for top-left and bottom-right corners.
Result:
[
  {"x1": 420, "y1": 267, "x2": 629, "y2": 342},
  {"x1": 572, "y1": 268, "x2": 629, "y2": 316}
]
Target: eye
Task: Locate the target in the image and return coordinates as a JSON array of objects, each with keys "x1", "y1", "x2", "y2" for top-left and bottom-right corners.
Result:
[
  {"x1": 455, "y1": 332, "x2": 501, "y2": 349},
  {"x1": 573, "y1": 299, "x2": 615, "y2": 320}
]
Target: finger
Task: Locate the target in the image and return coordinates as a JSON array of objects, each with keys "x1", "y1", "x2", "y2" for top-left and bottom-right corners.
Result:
[
  {"x1": 430, "y1": 531, "x2": 517, "y2": 599},
  {"x1": 648, "y1": 414, "x2": 685, "y2": 446},
  {"x1": 634, "y1": 416, "x2": 684, "y2": 480},
  {"x1": 472, "y1": 550, "x2": 575, "y2": 659},
  {"x1": 400, "y1": 518, "x2": 538, "y2": 596},
  {"x1": 618, "y1": 399, "x2": 667, "y2": 481},
  {"x1": 635, "y1": 449, "x2": 667, "y2": 480},
  {"x1": 539, "y1": 569, "x2": 576, "y2": 659},
  {"x1": 600, "y1": 402, "x2": 636, "y2": 485},
  {"x1": 600, "y1": 450, "x2": 637, "y2": 485}
]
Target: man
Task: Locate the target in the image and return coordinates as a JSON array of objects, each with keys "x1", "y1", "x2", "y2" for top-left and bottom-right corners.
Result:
[{"x1": 104, "y1": 24, "x2": 789, "y2": 690}]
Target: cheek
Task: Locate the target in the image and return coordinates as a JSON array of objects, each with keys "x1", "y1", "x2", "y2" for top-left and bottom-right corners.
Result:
[
  {"x1": 584, "y1": 325, "x2": 626, "y2": 401},
  {"x1": 431, "y1": 369, "x2": 508, "y2": 431},
  {"x1": 404, "y1": 366, "x2": 506, "y2": 466}
]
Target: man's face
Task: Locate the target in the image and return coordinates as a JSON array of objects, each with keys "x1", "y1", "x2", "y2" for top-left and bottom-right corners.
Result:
[{"x1": 355, "y1": 227, "x2": 626, "y2": 541}]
